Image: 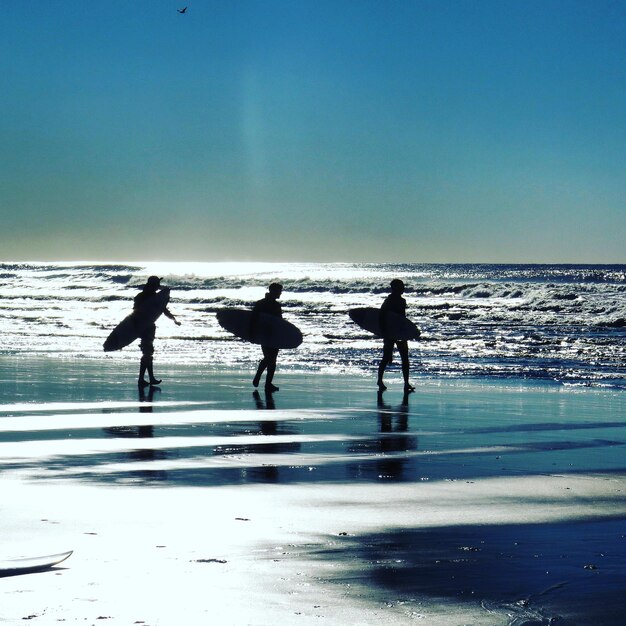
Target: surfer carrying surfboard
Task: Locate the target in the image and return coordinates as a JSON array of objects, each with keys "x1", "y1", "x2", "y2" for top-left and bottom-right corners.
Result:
[
  {"x1": 134, "y1": 276, "x2": 181, "y2": 387},
  {"x1": 251, "y1": 283, "x2": 283, "y2": 392},
  {"x1": 377, "y1": 279, "x2": 415, "y2": 393}
]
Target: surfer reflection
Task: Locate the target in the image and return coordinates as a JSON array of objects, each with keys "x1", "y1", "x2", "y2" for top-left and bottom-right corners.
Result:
[
  {"x1": 134, "y1": 276, "x2": 181, "y2": 387},
  {"x1": 251, "y1": 387, "x2": 302, "y2": 483},
  {"x1": 251, "y1": 283, "x2": 283, "y2": 392},
  {"x1": 345, "y1": 391, "x2": 416, "y2": 482},
  {"x1": 138, "y1": 383, "x2": 159, "y2": 414},
  {"x1": 103, "y1": 386, "x2": 158, "y2": 439},
  {"x1": 253, "y1": 389, "x2": 276, "y2": 410},
  {"x1": 134, "y1": 386, "x2": 157, "y2": 456},
  {"x1": 103, "y1": 386, "x2": 167, "y2": 481},
  {"x1": 378, "y1": 279, "x2": 415, "y2": 393},
  {"x1": 375, "y1": 390, "x2": 415, "y2": 480}
]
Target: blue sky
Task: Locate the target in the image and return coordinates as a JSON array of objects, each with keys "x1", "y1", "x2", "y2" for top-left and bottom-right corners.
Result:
[{"x1": 0, "y1": 0, "x2": 624, "y2": 262}]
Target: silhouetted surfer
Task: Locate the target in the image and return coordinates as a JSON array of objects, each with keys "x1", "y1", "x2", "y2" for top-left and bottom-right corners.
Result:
[
  {"x1": 134, "y1": 276, "x2": 180, "y2": 387},
  {"x1": 252, "y1": 283, "x2": 283, "y2": 392},
  {"x1": 377, "y1": 279, "x2": 415, "y2": 393}
]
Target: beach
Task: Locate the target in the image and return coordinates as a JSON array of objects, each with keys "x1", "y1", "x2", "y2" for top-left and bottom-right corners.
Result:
[
  {"x1": 0, "y1": 357, "x2": 624, "y2": 625},
  {"x1": 3, "y1": 0, "x2": 625, "y2": 618}
]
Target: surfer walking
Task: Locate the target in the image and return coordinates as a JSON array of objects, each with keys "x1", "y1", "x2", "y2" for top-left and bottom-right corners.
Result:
[
  {"x1": 251, "y1": 283, "x2": 283, "y2": 392},
  {"x1": 377, "y1": 279, "x2": 415, "y2": 393},
  {"x1": 134, "y1": 276, "x2": 180, "y2": 387}
]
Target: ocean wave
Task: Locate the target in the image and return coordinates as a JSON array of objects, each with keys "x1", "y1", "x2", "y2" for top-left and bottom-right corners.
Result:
[
  {"x1": 0, "y1": 263, "x2": 143, "y2": 274},
  {"x1": 1, "y1": 263, "x2": 624, "y2": 385},
  {"x1": 0, "y1": 294, "x2": 131, "y2": 303},
  {"x1": 109, "y1": 275, "x2": 133, "y2": 284},
  {"x1": 596, "y1": 318, "x2": 626, "y2": 328}
]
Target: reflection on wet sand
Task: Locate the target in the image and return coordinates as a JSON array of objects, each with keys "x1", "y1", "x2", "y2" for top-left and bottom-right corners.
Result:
[
  {"x1": 2, "y1": 377, "x2": 624, "y2": 494},
  {"x1": 253, "y1": 389, "x2": 276, "y2": 412},
  {"x1": 250, "y1": 389, "x2": 301, "y2": 482},
  {"x1": 377, "y1": 390, "x2": 414, "y2": 481},
  {"x1": 102, "y1": 387, "x2": 165, "y2": 480},
  {"x1": 102, "y1": 386, "x2": 159, "y2": 438},
  {"x1": 96, "y1": 388, "x2": 304, "y2": 485},
  {"x1": 346, "y1": 391, "x2": 418, "y2": 482}
]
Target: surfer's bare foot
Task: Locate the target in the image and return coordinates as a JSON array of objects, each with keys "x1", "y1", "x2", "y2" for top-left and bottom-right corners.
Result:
[
  {"x1": 377, "y1": 381, "x2": 387, "y2": 391},
  {"x1": 404, "y1": 383, "x2": 415, "y2": 393},
  {"x1": 265, "y1": 383, "x2": 279, "y2": 392},
  {"x1": 138, "y1": 379, "x2": 150, "y2": 387},
  {"x1": 252, "y1": 376, "x2": 260, "y2": 388},
  {"x1": 149, "y1": 378, "x2": 162, "y2": 386}
]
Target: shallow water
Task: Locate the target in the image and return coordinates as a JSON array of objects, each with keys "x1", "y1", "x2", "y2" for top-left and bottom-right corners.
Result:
[{"x1": 1, "y1": 358, "x2": 624, "y2": 489}]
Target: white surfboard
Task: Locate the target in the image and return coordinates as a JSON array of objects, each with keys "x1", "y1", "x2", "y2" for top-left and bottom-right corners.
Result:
[{"x1": 0, "y1": 551, "x2": 72, "y2": 577}]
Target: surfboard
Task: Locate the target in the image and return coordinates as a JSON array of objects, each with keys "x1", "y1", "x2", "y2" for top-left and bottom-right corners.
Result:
[
  {"x1": 103, "y1": 288, "x2": 171, "y2": 352},
  {"x1": 216, "y1": 309, "x2": 303, "y2": 349},
  {"x1": 0, "y1": 551, "x2": 72, "y2": 577},
  {"x1": 348, "y1": 307, "x2": 421, "y2": 340}
]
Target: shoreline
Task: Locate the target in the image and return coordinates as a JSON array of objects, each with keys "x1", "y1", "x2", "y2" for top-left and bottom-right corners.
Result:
[{"x1": 2, "y1": 352, "x2": 625, "y2": 398}]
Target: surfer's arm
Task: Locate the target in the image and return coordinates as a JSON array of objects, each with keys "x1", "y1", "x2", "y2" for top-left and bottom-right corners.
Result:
[{"x1": 163, "y1": 308, "x2": 182, "y2": 326}]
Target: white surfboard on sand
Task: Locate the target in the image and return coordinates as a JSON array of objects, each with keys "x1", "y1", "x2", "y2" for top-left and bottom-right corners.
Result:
[
  {"x1": 0, "y1": 551, "x2": 73, "y2": 577},
  {"x1": 216, "y1": 309, "x2": 303, "y2": 349},
  {"x1": 349, "y1": 307, "x2": 420, "y2": 340},
  {"x1": 103, "y1": 288, "x2": 170, "y2": 352}
]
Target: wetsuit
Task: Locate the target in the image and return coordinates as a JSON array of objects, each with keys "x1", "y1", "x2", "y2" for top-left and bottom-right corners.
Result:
[
  {"x1": 380, "y1": 292, "x2": 408, "y2": 360},
  {"x1": 253, "y1": 294, "x2": 282, "y2": 362},
  {"x1": 133, "y1": 290, "x2": 158, "y2": 359},
  {"x1": 377, "y1": 292, "x2": 411, "y2": 389},
  {"x1": 133, "y1": 288, "x2": 175, "y2": 385},
  {"x1": 252, "y1": 293, "x2": 282, "y2": 388}
]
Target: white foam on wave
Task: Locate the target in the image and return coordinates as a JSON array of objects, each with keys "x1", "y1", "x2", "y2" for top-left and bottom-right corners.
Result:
[{"x1": 1, "y1": 262, "x2": 625, "y2": 384}]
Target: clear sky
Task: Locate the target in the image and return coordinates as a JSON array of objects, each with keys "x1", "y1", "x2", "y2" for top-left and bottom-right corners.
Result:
[{"x1": 0, "y1": 0, "x2": 624, "y2": 263}]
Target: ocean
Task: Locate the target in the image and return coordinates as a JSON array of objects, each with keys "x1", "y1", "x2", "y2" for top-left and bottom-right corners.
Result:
[{"x1": 1, "y1": 262, "x2": 625, "y2": 388}]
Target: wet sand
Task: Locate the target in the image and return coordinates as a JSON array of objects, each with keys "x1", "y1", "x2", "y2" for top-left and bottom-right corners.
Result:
[{"x1": 0, "y1": 357, "x2": 625, "y2": 624}]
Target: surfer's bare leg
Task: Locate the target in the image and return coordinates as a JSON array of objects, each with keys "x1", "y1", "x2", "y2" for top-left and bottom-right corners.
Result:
[
  {"x1": 377, "y1": 359, "x2": 388, "y2": 391},
  {"x1": 138, "y1": 357, "x2": 150, "y2": 387},
  {"x1": 263, "y1": 347, "x2": 279, "y2": 392},
  {"x1": 253, "y1": 358, "x2": 267, "y2": 387},
  {"x1": 398, "y1": 341, "x2": 414, "y2": 392},
  {"x1": 266, "y1": 361, "x2": 276, "y2": 385},
  {"x1": 139, "y1": 326, "x2": 161, "y2": 386},
  {"x1": 377, "y1": 339, "x2": 394, "y2": 390},
  {"x1": 146, "y1": 358, "x2": 161, "y2": 386}
]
